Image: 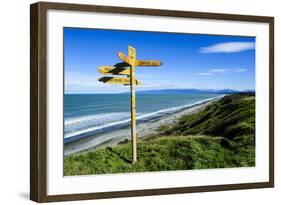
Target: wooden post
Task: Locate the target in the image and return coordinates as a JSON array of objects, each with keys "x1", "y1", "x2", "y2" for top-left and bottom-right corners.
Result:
[{"x1": 129, "y1": 46, "x2": 137, "y2": 163}]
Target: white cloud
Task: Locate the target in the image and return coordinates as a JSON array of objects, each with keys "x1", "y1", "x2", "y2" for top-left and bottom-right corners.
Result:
[
  {"x1": 195, "y1": 68, "x2": 247, "y2": 76},
  {"x1": 200, "y1": 42, "x2": 255, "y2": 53},
  {"x1": 236, "y1": 68, "x2": 247, "y2": 72},
  {"x1": 209, "y1": 68, "x2": 229, "y2": 74},
  {"x1": 195, "y1": 72, "x2": 213, "y2": 76},
  {"x1": 65, "y1": 71, "x2": 129, "y2": 93},
  {"x1": 137, "y1": 83, "x2": 214, "y2": 90}
]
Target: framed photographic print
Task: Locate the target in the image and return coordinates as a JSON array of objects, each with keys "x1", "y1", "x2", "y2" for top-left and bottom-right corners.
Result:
[{"x1": 30, "y1": 1, "x2": 274, "y2": 202}]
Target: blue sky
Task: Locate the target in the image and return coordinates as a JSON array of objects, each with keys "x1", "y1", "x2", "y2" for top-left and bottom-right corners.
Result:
[{"x1": 64, "y1": 27, "x2": 255, "y2": 94}]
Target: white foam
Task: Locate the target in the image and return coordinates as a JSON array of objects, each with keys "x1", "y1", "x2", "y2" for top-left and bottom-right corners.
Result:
[
  {"x1": 64, "y1": 95, "x2": 224, "y2": 143},
  {"x1": 65, "y1": 112, "x2": 130, "y2": 133}
]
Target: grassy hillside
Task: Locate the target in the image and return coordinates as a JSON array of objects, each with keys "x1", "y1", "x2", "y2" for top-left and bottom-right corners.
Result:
[
  {"x1": 159, "y1": 93, "x2": 255, "y2": 140},
  {"x1": 64, "y1": 93, "x2": 255, "y2": 176}
]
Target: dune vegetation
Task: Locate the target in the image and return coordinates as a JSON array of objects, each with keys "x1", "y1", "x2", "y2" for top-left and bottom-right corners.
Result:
[{"x1": 64, "y1": 93, "x2": 255, "y2": 176}]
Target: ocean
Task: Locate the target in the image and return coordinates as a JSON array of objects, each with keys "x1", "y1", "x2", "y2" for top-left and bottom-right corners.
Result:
[{"x1": 64, "y1": 93, "x2": 222, "y2": 143}]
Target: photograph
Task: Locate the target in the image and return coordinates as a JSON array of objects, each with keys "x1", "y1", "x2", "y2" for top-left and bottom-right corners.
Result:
[{"x1": 63, "y1": 27, "x2": 256, "y2": 176}]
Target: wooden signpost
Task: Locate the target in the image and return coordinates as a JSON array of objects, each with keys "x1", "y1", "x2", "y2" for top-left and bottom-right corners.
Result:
[
  {"x1": 128, "y1": 46, "x2": 137, "y2": 163},
  {"x1": 98, "y1": 45, "x2": 162, "y2": 163}
]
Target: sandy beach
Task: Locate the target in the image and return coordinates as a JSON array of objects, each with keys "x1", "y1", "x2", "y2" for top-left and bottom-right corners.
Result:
[{"x1": 64, "y1": 98, "x2": 221, "y2": 156}]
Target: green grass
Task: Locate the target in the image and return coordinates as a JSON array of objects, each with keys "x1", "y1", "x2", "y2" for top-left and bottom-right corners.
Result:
[
  {"x1": 64, "y1": 135, "x2": 254, "y2": 175},
  {"x1": 64, "y1": 93, "x2": 255, "y2": 175},
  {"x1": 160, "y1": 93, "x2": 255, "y2": 140}
]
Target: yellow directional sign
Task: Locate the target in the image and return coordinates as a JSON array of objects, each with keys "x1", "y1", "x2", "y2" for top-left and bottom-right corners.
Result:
[
  {"x1": 117, "y1": 52, "x2": 130, "y2": 65},
  {"x1": 98, "y1": 45, "x2": 162, "y2": 164},
  {"x1": 117, "y1": 51, "x2": 162, "y2": 67},
  {"x1": 114, "y1": 62, "x2": 130, "y2": 68},
  {"x1": 98, "y1": 76, "x2": 141, "y2": 85},
  {"x1": 135, "y1": 60, "x2": 162, "y2": 66},
  {"x1": 98, "y1": 66, "x2": 130, "y2": 75}
]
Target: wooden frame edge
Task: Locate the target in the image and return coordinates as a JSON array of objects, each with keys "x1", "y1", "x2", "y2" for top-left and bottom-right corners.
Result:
[
  {"x1": 269, "y1": 17, "x2": 274, "y2": 188},
  {"x1": 30, "y1": 2, "x2": 48, "y2": 202},
  {"x1": 40, "y1": 181, "x2": 273, "y2": 203},
  {"x1": 30, "y1": 2, "x2": 39, "y2": 202},
  {"x1": 30, "y1": 1, "x2": 274, "y2": 202},
  {"x1": 37, "y1": 1, "x2": 274, "y2": 22}
]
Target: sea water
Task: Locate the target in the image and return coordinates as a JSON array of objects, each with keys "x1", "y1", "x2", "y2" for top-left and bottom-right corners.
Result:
[{"x1": 64, "y1": 93, "x2": 222, "y2": 143}]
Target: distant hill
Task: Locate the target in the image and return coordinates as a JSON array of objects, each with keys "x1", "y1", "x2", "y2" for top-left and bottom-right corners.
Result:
[
  {"x1": 161, "y1": 93, "x2": 255, "y2": 140},
  {"x1": 135, "y1": 89, "x2": 255, "y2": 94}
]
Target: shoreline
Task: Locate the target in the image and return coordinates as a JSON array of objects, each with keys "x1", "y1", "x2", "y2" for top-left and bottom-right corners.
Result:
[{"x1": 64, "y1": 97, "x2": 222, "y2": 156}]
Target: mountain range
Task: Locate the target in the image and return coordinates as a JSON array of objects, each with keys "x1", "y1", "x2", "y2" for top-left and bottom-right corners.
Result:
[{"x1": 134, "y1": 88, "x2": 255, "y2": 94}]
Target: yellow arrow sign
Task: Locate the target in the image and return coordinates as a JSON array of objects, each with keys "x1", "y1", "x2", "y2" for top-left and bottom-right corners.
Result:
[
  {"x1": 118, "y1": 51, "x2": 162, "y2": 67},
  {"x1": 98, "y1": 77, "x2": 141, "y2": 85},
  {"x1": 114, "y1": 62, "x2": 130, "y2": 68},
  {"x1": 117, "y1": 52, "x2": 131, "y2": 65},
  {"x1": 98, "y1": 66, "x2": 130, "y2": 75},
  {"x1": 135, "y1": 60, "x2": 162, "y2": 66}
]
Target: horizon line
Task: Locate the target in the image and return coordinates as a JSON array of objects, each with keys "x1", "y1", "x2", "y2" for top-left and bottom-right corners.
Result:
[{"x1": 65, "y1": 88, "x2": 256, "y2": 95}]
